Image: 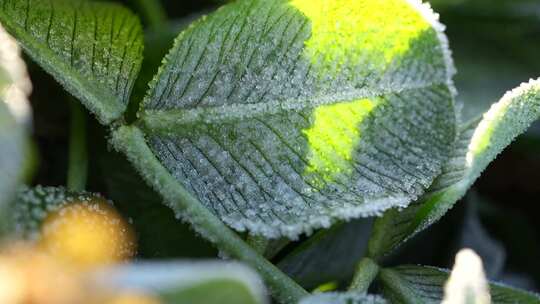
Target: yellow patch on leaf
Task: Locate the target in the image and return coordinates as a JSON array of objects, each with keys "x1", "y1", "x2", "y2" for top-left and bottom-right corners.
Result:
[
  {"x1": 291, "y1": 0, "x2": 431, "y2": 70},
  {"x1": 303, "y1": 98, "x2": 378, "y2": 184}
]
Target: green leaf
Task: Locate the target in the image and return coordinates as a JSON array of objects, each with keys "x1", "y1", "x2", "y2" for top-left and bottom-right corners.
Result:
[
  {"x1": 136, "y1": 0, "x2": 456, "y2": 238},
  {"x1": 299, "y1": 293, "x2": 386, "y2": 304},
  {"x1": 379, "y1": 265, "x2": 540, "y2": 303},
  {"x1": 92, "y1": 262, "x2": 267, "y2": 304},
  {"x1": 130, "y1": 17, "x2": 201, "y2": 118},
  {"x1": 0, "y1": 0, "x2": 144, "y2": 124},
  {"x1": 367, "y1": 79, "x2": 540, "y2": 259},
  {"x1": 0, "y1": 23, "x2": 29, "y2": 217}
]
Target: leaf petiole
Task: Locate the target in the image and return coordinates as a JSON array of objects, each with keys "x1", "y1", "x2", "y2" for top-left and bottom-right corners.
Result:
[
  {"x1": 67, "y1": 101, "x2": 88, "y2": 191},
  {"x1": 247, "y1": 235, "x2": 269, "y2": 255},
  {"x1": 349, "y1": 257, "x2": 379, "y2": 293}
]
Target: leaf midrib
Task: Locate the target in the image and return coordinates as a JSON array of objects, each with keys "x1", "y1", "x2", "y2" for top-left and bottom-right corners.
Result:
[
  {"x1": 139, "y1": 79, "x2": 448, "y2": 134},
  {"x1": 0, "y1": 9, "x2": 125, "y2": 125}
]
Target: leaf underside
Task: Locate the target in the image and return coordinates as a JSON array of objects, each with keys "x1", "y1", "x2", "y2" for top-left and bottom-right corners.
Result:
[
  {"x1": 368, "y1": 79, "x2": 540, "y2": 259},
  {"x1": 380, "y1": 265, "x2": 540, "y2": 304},
  {"x1": 0, "y1": 0, "x2": 144, "y2": 124},
  {"x1": 137, "y1": 0, "x2": 456, "y2": 238}
]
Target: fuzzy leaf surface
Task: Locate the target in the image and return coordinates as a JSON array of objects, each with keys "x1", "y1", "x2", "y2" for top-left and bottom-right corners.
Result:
[
  {"x1": 368, "y1": 79, "x2": 540, "y2": 259},
  {"x1": 0, "y1": 0, "x2": 143, "y2": 124},
  {"x1": 137, "y1": 0, "x2": 456, "y2": 238}
]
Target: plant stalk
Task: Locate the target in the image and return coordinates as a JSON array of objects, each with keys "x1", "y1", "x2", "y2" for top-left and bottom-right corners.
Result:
[
  {"x1": 247, "y1": 235, "x2": 269, "y2": 255},
  {"x1": 67, "y1": 102, "x2": 88, "y2": 191},
  {"x1": 349, "y1": 257, "x2": 380, "y2": 293},
  {"x1": 111, "y1": 125, "x2": 308, "y2": 304}
]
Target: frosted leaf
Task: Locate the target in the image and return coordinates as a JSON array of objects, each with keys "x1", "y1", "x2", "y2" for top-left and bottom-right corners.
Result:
[
  {"x1": 0, "y1": 0, "x2": 144, "y2": 124},
  {"x1": 92, "y1": 261, "x2": 267, "y2": 304},
  {"x1": 0, "y1": 23, "x2": 28, "y2": 212},
  {"x1": 367, "y1": 79, "x2": 540, "y2": 258},
  {"x1": 299, "y1": 293, "x2": 386, "y2": 304},
  {"x1": 136, "y1": 0, "x2": 457, "y2": 238},
  {"x1": 379, "y1": 265, "x2": 540, "y2": 303},
  {"x1": 132, "y1": 12, "x2": 214, "y2": 104},
  {"x1": 139, "y1": 0, "x2": 455, "y2": 238}
]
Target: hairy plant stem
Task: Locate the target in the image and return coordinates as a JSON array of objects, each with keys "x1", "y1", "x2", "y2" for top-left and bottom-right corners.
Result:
[
  {"x1": 67, "y1": 102, "x2": 88, "y2": 191},
  {"x1": 247, "y1": 235, "x2": 270, "y2": 255},
  {"x1": 349, "y1": 257, "x2": 380, "y2": 293},
  {"x1": 130, "y1": 0, "x2": 167, "y2": 28},
  {"x1": 111, "y1": 125, "x2": 309, "y2": 304}
]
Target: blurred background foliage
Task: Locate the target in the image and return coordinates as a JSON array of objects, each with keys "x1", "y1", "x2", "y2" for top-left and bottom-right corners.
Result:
[{"x1": 25, "y1": 0, "x2": 540, "y2": 295}]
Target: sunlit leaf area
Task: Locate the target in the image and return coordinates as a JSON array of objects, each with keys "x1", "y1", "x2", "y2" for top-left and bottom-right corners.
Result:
[{"x1": 0, "y1": 0, "x2": 540, "y2": 303}]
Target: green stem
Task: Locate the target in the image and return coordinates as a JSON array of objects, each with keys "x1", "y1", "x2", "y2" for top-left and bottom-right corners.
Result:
[
  {"x1": 247, "y1": 235, "x2": 269, "y2": 255},
  {"x1": 130, "y1": 0, "x2": 167, "y2": 28},
  {"x1": 111, "y1": 125, "x2": 308, "y2": 304},
  {"x1": 67, "y1": 102, "x2": 88, "y2": 191},
  {"x1": 349, "y1": 257, "x2": 379, "y2": 293}
]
